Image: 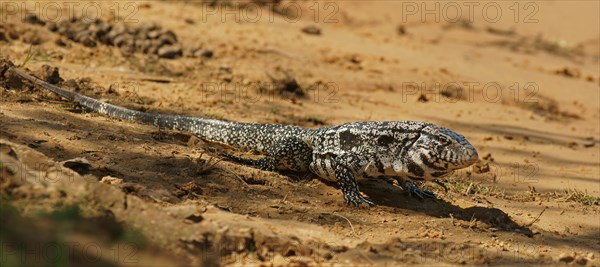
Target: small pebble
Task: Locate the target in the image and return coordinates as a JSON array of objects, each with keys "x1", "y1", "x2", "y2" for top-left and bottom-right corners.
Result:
[
  {"x1": 158, "y1": 44, "x2": 183, "y2": 59},
  {"x1": 101, "y1": 176, "x2": 123, "y2": 185},
  {"x1": 558, "y1": 252, "x2": 575, "y2": 263},
  {"x1": 301, "y1": 25, "x2": 321, "y2": 35},
  {"x1": 23, "y1": 14, "x2": 45, "y2": 26},
  {"x1": 199, "y1": 49, "x2": 214, "y2": 58},
  {"x1": 575, "y1": 255, "x2": 587, "y2": 265}
]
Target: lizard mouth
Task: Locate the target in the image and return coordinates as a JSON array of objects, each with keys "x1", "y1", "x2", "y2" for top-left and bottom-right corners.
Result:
[
  {"x1": 445, "y1": 144, "x2": 479, "y2": 169},
  {"x1": 464, "y1": 147, "x2": 480, "y2": 166}
]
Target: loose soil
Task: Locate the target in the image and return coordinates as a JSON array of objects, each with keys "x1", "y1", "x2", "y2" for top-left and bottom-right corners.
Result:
[{"x1": 1, "y1": 1, "x2": 599, "y2": 266}]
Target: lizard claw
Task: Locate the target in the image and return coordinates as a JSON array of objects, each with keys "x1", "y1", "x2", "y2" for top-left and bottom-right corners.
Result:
[
  {"x1": 433, "y1": 179, "x2": 448, "y2": 193},
  {"x1": 404, "y1": 181, "x2": 436, "y2": 199},
  {"x1": 344, "y1": 192, "x2": 374, "y2": 207}
]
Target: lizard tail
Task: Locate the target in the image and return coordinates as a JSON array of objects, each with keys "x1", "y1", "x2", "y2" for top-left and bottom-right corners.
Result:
[
  {"x1": 10, "y1": 67, "x2": 144, "y2": 121},
  {"x1": 9, "y1": 67, "x2": 309, "y2": 152}
]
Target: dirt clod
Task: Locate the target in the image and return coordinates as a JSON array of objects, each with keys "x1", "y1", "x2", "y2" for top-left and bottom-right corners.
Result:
[
  {"x1": 28, "y1": 16, "x2": 191, "y2": 59},
  {"x1": 301, "y1": 25, "x2": 322, "y2": 35},
  {"x1": 23, "y1": 14, "x2": 45, "y2": 26},
  {"x1": 21, "y1": 30, "x2": 43, "y2": 45},
  {"x1": 266, "y1": 70, "x2": 305, "y2": 98},
  {"x1": 158, "y1": 44, "x2": 183, "y2": 59},
  {"x1": 198, "y1": 49, "x2": 214, "y2": 58},
  {"x1": 176, "y1": 181, "x2": 204, "y2": 196},
  {"x1": 556, "y1": 67, "x2": 581, "y2": 78},
  {"x1": 575, "y1": 255, "x2": 588, "y2": 265},
  {"x1": 54, "y1": 37, "x2": 69, "y2": 47},
  {"x1": 38, "y1": 65, "x2": 63, "y2": 85},
  {"x1": 473, "y1": 162, "x2": 490, "y2": 173},
  {"x1": 482, "y1": 153, "x2": 494, "y2": 161},
  {"x1": 397, "y1": 25, "x2": 407, "y2": 35},
  {"x1": 101, "y1": 176, "x2": 123, "y2": 185},
  {"x1": 558, "y1": 252, "x2": 575, "y2": 263},
  {"x1": 1, "y1": 2, "x2": 599, "y2": 266}
]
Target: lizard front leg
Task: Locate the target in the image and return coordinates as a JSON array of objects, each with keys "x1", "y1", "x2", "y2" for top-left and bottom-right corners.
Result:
[
  {"x1": 334, "y1": 164, "x2": 374, "y2": 207},
  {"x1": 310, "y1": 156, "x2": 374, "y2": 207},
  {"x1": 396, "y1": 177, "x2": 436, "y2": 199}
]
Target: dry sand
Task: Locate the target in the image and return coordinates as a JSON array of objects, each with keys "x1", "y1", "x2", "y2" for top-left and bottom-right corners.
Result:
[{"x1": 1, "y1": 1, "x2": 598, "y2": 266}]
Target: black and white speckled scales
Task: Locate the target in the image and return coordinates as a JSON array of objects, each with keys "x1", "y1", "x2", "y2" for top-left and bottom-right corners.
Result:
[{"x1": 11, "y1": 67, "x2": 479, "y2": 207}]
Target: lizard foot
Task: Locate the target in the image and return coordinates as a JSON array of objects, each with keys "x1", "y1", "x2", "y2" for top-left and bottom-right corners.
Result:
[
  {"x1": 404, "y1": 181, "x2": 436, "y2": 199},
  {"x1": 219, "y1": 152, "x2": 251, "y2": 164},
  {"x1": 219, "y1": 152, "x2": 276, "y2": 171},
  {"x1": 343, "y1": 192, "x2": 374, "y2": 207}
]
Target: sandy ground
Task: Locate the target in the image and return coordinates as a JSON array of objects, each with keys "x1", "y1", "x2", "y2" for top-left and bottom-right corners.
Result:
[{"x1": 1, "y1": 1, "x2": 599, "y2": 266}]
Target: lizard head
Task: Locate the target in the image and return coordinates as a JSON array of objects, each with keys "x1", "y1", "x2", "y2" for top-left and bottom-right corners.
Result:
[{"x1": 392, "y1": 124, "x2": 479, "y2": 180}]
